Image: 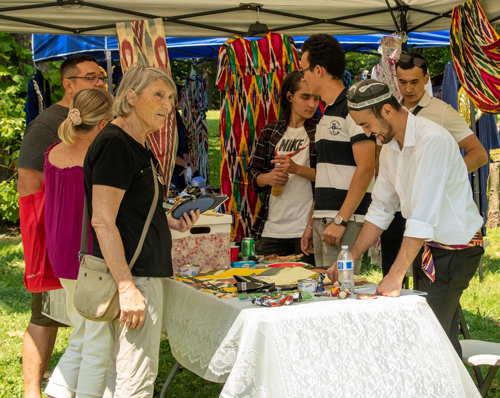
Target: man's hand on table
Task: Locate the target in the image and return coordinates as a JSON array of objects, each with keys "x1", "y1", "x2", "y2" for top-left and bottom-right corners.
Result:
[
  {"x1": 376, "y1": 274, "x2": 403, "y2": 297},
  {"x1": 326, "y1": 261, "x2": 339, "y2": 284}
]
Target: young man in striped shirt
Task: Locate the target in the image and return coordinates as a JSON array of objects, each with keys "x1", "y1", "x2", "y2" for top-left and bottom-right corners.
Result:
[{"x1": 300, "y1": 34, "x2": 376, "y2": 271}]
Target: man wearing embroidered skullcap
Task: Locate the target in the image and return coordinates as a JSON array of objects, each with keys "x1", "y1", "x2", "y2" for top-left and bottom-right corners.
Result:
[
  {"x1": 378, "y1": 51, "x2": 487, "y2": 280},
  {"x1": 17, "y1": 54, "x2": 105, "y2": 398},
  {"x1": 299, "y1": 34, "x2": 376, "y2": 271},
  {"x1": 327, "y1": 79, "x2": 484, "y2": 355}
]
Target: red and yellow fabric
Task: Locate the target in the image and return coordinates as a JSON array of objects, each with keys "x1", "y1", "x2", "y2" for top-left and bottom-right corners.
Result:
[
  {"x1": 216, "y1": 31, "x2": 299, "y2": 241},
  {"x1": 421, "y1": 231, "x2": 484, "y2": 282},
  {"x1": 115, "y1": 18, "x2": 178, "y2": 189},
  {"x1": 451, "y1": 0, "x2": 500, "y2": 113}
]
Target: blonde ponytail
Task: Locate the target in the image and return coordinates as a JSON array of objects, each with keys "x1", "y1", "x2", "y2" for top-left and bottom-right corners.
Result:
[{"x1": 58, "y1": 89, "x2": 114, "y2": 145}]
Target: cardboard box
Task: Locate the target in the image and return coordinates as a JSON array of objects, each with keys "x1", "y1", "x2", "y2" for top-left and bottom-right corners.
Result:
[{"x1": 171, "y1": 213, "x2": 232, "y2": 274}]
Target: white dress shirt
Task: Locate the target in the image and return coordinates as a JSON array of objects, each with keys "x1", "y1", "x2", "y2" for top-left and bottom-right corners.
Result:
[{"x1": 365, "y1": 112, "x2": 483, "y2": 244}]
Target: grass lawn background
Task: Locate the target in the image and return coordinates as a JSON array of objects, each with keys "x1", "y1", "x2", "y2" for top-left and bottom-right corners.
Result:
[{"x1": 1, "y1": 111, "x2": 499, "y2": 397}]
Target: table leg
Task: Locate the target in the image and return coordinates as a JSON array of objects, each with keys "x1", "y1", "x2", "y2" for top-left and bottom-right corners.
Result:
[{"x1": 159, "y1": 361, "x2": 181, "y2": 398}]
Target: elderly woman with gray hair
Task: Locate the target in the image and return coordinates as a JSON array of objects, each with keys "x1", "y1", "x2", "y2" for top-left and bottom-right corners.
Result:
[{"x1": 83, "y1": 63, "x2": 199, "y2": 397}]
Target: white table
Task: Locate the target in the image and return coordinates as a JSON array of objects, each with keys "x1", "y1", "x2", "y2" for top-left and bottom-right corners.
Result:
[{"x1": 162, "y1": 278, "x2": 480, "y2": 398}]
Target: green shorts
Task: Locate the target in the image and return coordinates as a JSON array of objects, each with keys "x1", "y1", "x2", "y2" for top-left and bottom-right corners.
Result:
[{"x1": 30, "y1": 292, "x2": 68, "y2": 328}]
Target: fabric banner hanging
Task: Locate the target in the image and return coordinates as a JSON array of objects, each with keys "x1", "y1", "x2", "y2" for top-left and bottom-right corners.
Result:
[
  {"x1": 450, "y1": 0, "x2": 500, "y2": 113},
  {"x1": 115, "y1": 18, "x2": 178, "y2": 189},
  {"x1": 185, "y1": 72, "x2": 210, "y2": 184},
  {"x1": 216, "y1": 31, "x2": 299, "y2": 241},
  {"x1": 181, "y1": 82, "x2": 197, "y2": 175}
]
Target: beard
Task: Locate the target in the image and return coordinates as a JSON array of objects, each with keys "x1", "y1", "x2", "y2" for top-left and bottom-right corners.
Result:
[{"x1": 376, "y1": 119, "x2": 395, "y2": 144}]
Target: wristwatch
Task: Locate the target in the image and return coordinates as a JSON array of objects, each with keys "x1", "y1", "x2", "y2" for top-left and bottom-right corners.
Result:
[{"x1": 333, "y1": 215, "x2": 348, "y2": 227}]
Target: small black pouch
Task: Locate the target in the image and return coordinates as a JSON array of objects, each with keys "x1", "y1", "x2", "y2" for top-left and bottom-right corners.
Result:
[{"x1": 234, "y1": 275, "x2": 275, "y2": 293}]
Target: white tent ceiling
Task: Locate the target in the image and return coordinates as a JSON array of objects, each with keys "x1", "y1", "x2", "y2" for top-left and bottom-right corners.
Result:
[{"x1": 0, "y1": 0, "x2": 499, "y2": 37}]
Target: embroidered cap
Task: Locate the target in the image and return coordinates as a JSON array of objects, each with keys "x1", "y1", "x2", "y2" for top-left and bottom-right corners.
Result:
[{"x1": 347, "y1": 79, "x2": 393, "y2": 111}]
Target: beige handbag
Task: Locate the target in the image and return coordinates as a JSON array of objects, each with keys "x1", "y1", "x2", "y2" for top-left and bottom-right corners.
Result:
[{"x1": 73, "y1": 158, "x2": 159, "y2": 322}]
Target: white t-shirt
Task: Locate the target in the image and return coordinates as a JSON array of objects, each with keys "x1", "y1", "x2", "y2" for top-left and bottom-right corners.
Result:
[{"x1": 262, "y1": 126, "x2": 313, "y2": 239}]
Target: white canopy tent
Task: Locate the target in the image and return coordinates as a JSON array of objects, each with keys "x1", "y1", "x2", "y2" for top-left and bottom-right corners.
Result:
[{"x1": 0, "y1": 0, "x2": 499, "y2": 37}]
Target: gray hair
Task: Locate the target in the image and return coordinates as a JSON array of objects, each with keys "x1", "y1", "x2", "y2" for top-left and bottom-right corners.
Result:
[{"x1": 113, "y1": 63, "x2": 177, "y2": 117}]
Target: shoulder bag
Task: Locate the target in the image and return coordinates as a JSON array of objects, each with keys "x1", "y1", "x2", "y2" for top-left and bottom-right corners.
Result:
[{"x1": 73, "y1": 158, "x2": 159, "y2": 322}]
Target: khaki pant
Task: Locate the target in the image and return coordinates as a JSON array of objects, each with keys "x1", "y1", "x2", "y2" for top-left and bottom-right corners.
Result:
[
  {"x1": 44, "y1": 279, "x2": 112, "y2": 398},
  {"x1": 104, "y1": 277, "x2": 164, "y2": 398},
  {"x1": 313, "y1": 218, "x2": 363, "y2": 273}
]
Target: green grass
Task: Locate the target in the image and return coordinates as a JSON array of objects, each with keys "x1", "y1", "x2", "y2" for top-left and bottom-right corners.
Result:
[
  {"x1": 0, "y1": 235, "x2": 223, "y2": 398},
  {"x1": 359, "y1": 230, "x2": 500, "y2": 397},
  {"x1": 1, "y1": 229, "x2": 499, "y2": 397}
]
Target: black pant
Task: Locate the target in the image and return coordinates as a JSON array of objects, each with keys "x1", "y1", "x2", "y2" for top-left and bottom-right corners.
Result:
[
  {"x1": 256, "y1": 237, "x2": 315, "y2": 266},
  {"x1": 380, "y1": 211, "x2": 406, "y2": 277},
  {"x1": 413, "y1": 245, "x2": 483, "y2": 356}
]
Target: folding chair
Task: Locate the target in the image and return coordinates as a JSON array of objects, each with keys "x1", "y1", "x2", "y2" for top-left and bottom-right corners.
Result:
[{"x1": 459, "y1": 339, "x2": 500, "y2": 397}]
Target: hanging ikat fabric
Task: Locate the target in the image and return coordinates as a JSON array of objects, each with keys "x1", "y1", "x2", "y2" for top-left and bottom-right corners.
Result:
[
  {"x1": 216, "y1": 31, "x2": 299, "y2": 241},
  {"x1": 451, "y1": 0, "x2": 500, "y2": 113},
  {"x1": 185, "y1": 73, "x2": 210, "y2": 184},
  {"x1": 116, "y1": 18, "x2": 178, "y2": 190}
]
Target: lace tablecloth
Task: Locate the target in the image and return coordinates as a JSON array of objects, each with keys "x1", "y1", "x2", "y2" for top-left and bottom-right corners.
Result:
[{"x1": 162, "y1": 279, "x2": 479, "y2": 398}]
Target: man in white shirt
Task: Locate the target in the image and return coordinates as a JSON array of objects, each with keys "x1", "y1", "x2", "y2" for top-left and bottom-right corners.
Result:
[
  {"x1": 327, "y1": 79, "x2": 484, "y2": 355},
  {"x1": 379, "y1": 52, "x2": 488, "y2": 277}
]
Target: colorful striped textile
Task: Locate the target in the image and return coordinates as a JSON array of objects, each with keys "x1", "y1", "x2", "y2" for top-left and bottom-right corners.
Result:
[
  {"x1": 115, "y1": 18, "x2": 178, "y2": 190},
  {"x1": 421, "y1": 231, "x2": 484, "y2": 282},
  {"x1": 185, "y1": 73, "x2": 210, "y2": 184},
  {"x1": 216, "y1": 32, "x2": 299, "y2": 241},
  {"x1": 181, "y1": 84, "x2": 196, "y2": 171},
  {"x1": 451, "y1": 0, "x2": 500, "y2": 113}
]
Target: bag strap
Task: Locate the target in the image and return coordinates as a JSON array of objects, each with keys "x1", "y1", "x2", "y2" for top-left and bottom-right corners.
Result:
[
  {"x1": 412, "y1": 105, "x2": 424, "y2": 116},
  {"x1": 80, "y1": 157, "x2": 159, "y2": 271}
]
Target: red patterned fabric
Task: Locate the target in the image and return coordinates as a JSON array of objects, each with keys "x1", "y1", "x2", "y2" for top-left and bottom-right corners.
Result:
[
  {"x1": 116, "y1": 18, "x2": 177, "y2": 190},
  {"x1": 216, "y1": 32, "x2": 299, "y2": 241}
]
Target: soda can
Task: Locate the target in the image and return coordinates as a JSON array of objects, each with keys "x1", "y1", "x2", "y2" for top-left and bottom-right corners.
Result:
[{"x1": 241, "y1": 238, "x2": 255, "y2": 259}]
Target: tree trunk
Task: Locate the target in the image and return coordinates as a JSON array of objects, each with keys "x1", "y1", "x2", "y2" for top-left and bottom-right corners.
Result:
[
  {"x1": 197, "y1": 60, "x2": 218, "y2": 110},
  {"x1": 486, "y1": 162, "x2": 500, "y2": 228}
]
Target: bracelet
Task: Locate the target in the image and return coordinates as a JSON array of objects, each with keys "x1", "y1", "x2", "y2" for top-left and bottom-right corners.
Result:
[{"x1": 307, "y1": 225, "x2": 313, "y2": 230}]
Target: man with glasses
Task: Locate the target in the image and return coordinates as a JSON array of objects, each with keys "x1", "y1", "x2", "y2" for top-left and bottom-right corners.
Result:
[
  {"x1": 299, "y1": 34, "x2": 376, "y2": 271},
  {"x1": 17, "y1": 54, "x2": 105, "y2": 398},
  {"x1": 378, "y1": 52, "x2": 488, "y2": 279}
]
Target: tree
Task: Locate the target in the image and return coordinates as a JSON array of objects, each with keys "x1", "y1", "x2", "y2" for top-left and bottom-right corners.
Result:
[
  {"x1": 0, "y1": 33, "x2": 34, "y2": 223},
  {"x1": 487, "y1": 160, "x2": 500, "y2": 229}
]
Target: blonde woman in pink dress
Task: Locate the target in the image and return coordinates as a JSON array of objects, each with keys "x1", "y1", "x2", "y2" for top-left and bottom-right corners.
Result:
[{"x1": 44, "y1": 88, "x2": 114, "y2": 398}]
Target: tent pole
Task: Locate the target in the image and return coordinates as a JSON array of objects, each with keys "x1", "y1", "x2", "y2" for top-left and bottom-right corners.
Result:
[
  {"x1": 105, "y1": 50, "x2": 113, "y2": 94},
  {"x1": 470, "y1": 99, "x2": 480, "y2": 209},
  {"x1": 470, "y1": 99, "x2": 483, "y2": 282}
]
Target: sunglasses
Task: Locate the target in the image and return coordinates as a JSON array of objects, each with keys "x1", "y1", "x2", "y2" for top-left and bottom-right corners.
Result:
[{"x1": 398, "y1": 53, "x2": 427, "y2": 69}]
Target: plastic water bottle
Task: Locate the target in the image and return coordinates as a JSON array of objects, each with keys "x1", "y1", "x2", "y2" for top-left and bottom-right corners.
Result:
[{"x1": 337, "y1": 245, "x2": 354, "y2": 293}]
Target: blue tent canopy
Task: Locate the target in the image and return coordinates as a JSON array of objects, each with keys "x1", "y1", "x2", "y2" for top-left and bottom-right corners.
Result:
[{"x1": 32, "y1": 31, "x2": 450, "y2": 62}]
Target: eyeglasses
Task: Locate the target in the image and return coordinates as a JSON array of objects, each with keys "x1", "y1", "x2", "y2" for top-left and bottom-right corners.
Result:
[
  {"x1": 398, "y1": 53, "x2": 427, "y2": 69},
  {"x1": 299, "y1": 65, "x2": 316, "y2": 75},
  {"x1": 68, "y1": 76, "x2": 106, "y2": 83}
]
